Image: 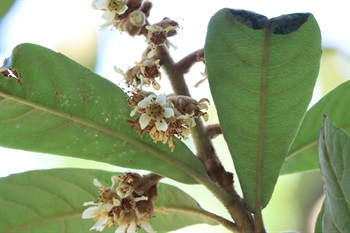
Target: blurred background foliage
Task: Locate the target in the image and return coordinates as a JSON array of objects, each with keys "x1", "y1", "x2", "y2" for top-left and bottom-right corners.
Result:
[{"x1": 0, "y1": 0, "x2": 349, "y2": 232}]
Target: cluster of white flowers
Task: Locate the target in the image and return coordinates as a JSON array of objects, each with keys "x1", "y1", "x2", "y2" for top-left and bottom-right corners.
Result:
[
  {"x1": 82, "y1": 174, "x2": 156, "y2": 233},
  {"x1": 127, "y1": 91, "x2": 209, "y2": 151}
]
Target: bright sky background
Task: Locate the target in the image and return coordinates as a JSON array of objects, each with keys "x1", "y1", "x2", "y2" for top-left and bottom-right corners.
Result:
[{"x1": 0, "y1": 0, "x2": 349, "y2": 232}]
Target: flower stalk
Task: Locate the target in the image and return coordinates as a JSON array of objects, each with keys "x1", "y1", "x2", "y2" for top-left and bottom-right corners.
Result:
[{"x1": 91, "y1": 1, "x2": 257, "y2": 232}]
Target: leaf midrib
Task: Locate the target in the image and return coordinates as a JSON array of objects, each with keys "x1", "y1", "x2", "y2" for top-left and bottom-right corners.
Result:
[
  {"x1": 0, "y1": 90, "x2": 206, "y2": 184},
  {"x1": 254, "y1": 30, "x2": 271, "y2": 213}
]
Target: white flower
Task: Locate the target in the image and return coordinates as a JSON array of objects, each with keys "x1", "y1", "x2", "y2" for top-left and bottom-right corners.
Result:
[
  {"x1": 137, "y1": 94, "x2": 174, "y2": 131},
  {"x1": 82, "y1": 175, "x2": 156, "y2": 233},
  {"x1": 139, "y1": 220, "x2": 157, "y2": 233},
  {"x1": 115, "y1": 220, "x2": 156, "y2": 233},
  {"x1": 92, "y1": 0, "x2": 128, "y2": 26},
  {"x1": 91, "y1": 215, "x2": 109, "y2": 231},
  {"x1": 116, "y1": 222, "x2": 136, "y2": 233},
  {"x1": 82, "y1": 202, "x2": 115, "y2": 231}
]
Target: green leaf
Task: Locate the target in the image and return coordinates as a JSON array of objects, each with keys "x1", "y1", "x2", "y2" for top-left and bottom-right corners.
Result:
[
  {"x1": 0, "y1": 169, "x2": 218, "y2": 233},
  {"x1": 0, "y1": 43, "x2": 208, "y2": 184},
  {"x1": 205, "y1": 8, "x2": 321, "y2": 211},
  {"x1": 314, "y1": 201, "x2": 324, "y2": 233},
  {"x1": 0, "y1": 0, "x2": 15, "y2": 20},
  {"x1": 318, "y1": 117, "x2": 350, "y2": 233},
  {"x1": 281, "y1": 80, "x2": 350, "y2": 174}
]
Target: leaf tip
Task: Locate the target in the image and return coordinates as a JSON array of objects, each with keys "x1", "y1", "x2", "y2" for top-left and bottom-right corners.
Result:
[{"x1": 228, "y1": 8, "x2": 311, "y2": 34}]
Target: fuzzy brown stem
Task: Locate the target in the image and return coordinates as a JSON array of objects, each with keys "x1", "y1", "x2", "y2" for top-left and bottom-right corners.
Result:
[
  {"x1": 206, "y1": 123, "x2": 222, "y2": 139},
  {"x1": 156, "y1": 46, "x2": 255, "y2": 232},
  {"x1": 175, "y1": 48, "x2": 205, "y2": 74}
]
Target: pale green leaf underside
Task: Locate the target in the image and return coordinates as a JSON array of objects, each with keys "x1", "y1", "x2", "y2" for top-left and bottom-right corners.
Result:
[
  {"x1": 318, "y1": 117, "x2": 350, "y2": 233},
  {"x1": 0, "y1": 43, "x2": 208, "y2": 184},
  {"x1": 282, "y1": 80, "x2": 350, "y2": 174},
  {"x1": 0, "y1": 169, "x2": 218, "y2": 233},
  {"x1": 205, "y1": 9, "x2": 321, "y2": 211}
]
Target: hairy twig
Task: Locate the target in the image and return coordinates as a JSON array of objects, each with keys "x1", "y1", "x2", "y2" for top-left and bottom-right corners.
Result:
[
  {"x1": 175, "y1": 48, "x2": 205, "y2": 74},
  {"x1": 135, "y1": 14, "x2": 255, "y2": 232},
  {"x1": 206, "y1": 123, "x2": 222, "y2": 139},
  {"x1": 156, "y1": 45, "x2": 255, "y2": 232}
]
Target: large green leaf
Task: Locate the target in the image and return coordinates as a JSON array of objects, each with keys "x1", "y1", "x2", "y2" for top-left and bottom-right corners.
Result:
[
  {"x1": 0, "y1": 169, "x2": 218, "y2": 233},
  {"x1": 205, "y1": 9, "x2": 321, "y2": 211},
  {"x1": 318, "y1": 117, "x2": 350, "y2": 233},
  {"x1": 281, "y1": 80, "x2": 350, "y2": 174},
  {"x1": 0, "y1": 43, "x2": 208, "y2": 184}
]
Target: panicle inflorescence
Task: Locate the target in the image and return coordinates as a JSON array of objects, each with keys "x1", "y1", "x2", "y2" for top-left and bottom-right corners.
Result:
[
  {"x1": 92, "y1": 0, "x2": 208, "y2": 152},
  {"x1": 126, "y1": 91, "x2": 209, "y2": 151},
  {"x1": 82, "y1": 172, "x2": 158, "y2": 233}
]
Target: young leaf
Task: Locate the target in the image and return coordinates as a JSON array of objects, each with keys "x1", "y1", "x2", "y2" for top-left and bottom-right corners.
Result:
[
  {"x1": 281, "y1": 80, "x2": 350, "y2": 174},
  {"x1": 318, "y1": 117, "x2": 350, "y2": 233},
  {"x1": 205, "y1": 9, "x2": 322, "y2": 211},
  {"x1": 0, "y1": 43, "x2": 208, "y2": 185},
  {"x1": 0, "y1": 168, "x2": 219, "y2": 233}
]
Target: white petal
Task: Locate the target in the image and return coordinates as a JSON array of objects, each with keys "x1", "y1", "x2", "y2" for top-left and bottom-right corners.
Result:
[
  {"x1": 163, "y1": 107, "x2": 174, "y2": 118},
  {"x1": 94, "y1": 1, "x2": 109, "y2": 10},
  {"x1": 145, "y1": 25, "x2": 155, "y2": 32},
  {"x1": 134, "y1": 196, "x2": 148, "y2": 202},
  {"x1": 139, "y1": 113, "x2": 151, "y2": 130},
  {"x1": 111, "y1": 175, "x2": 117, "y2": 187},
  {"x1": 147, "y1": 49, "x2": 156, "y2": 58},
  {"x1": 93, "y1": 178, "x2": 103, "y2": 188},
  {"x1": 155, "y1": 120, "x2": 168, "y2": 131},
  {"x1": 114, "y1": 65, "x2": 125, "y2": 76},
  {"x1": 138, "y1": 97, "x2": 151, "y2": 108},
  {"x1": 102, "y1": 203, "x2": 114, "y2": 212},
  {"x1": 83, "y1": 201, "x2": 96, "y2": 206},
  {"x1": 90, "y1": 215, "x2": 109, "y2": 231},
  {"x1": 113, "y1": 198, "x2": 121, "y2": 206},
  {"x1": 127, "y1": 221, "x2": 137, "y2": 233},
  {"x1": 102, "y1": 10, "x2": 115, "y2": 21},
  {"x1": 115, "y1": 222, "x2": 128, "y2": 233},
  {"x1": 130, "y1": 108, "x2": 138, "y2": 117},
  {"x1": 155, "y1": 94, "x2": 166, "y2": 105},
  {"x1": 91, "y1": 0, "x2": 98, "y2": 9},
  {"x1": 141, "y1": 221, "x2": 156, "y2": 233},
  {"x1": 116, "y1": 4, "x2": 128, "y2": 14},
  {"x1": 99, "y1": 20, "x2": 114, "y2": 31},
  {"x1": 82, "y1": 206, "x2": 100, "y2": 219}
]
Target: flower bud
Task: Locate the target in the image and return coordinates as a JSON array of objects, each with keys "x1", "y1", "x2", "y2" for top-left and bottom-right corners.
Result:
[
  {"x1": 140, "y1": 1, "x2": 152, "y2": 18},
  {"x1": 129, "y1": 10, "x2": 146, "y2": 27}
]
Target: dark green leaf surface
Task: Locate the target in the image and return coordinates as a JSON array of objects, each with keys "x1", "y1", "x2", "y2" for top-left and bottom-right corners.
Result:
[
  {"x1": 0, "y1": 43, "x2": 208, "y2": 184},
  {"x1": 0, "y1": 169, "x2": 218, "y2": 233},
  {"x1": 318, "y1": 117, "x2": 350, "y2": 233},
  {"x1": 281, "y1": 81, "x2": 350, "y2": 174},
  {"x1": 205, "y1": 9, "x2": 321, "y2": 211}
]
